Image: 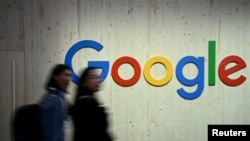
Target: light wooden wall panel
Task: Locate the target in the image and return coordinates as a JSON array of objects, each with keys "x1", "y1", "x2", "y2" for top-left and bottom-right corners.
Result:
[
  {"x1": 0, "y1": 51, "x2": 24, "y2": 141},
  {"x1": 0, "y1": 0, "x2": 250, "y2": 141},
  {"x1": 0, "y1": 0, "x2": 24, "y2": 51}
]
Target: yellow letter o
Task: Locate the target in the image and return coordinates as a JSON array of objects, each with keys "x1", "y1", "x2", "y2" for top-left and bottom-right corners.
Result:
[{"x1": 143, "y1": 56, "x2": 173, "y2": 86}]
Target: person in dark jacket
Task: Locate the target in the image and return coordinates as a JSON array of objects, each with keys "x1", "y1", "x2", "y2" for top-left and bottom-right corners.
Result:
[
  {"x1": 40, "y1": 64, "x2": 71, "y2": 141},
  {"x1": 70, "y1": 67, "x2": 113, "y2": 141}
]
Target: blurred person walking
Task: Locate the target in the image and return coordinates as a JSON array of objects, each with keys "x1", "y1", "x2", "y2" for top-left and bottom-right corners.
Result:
[
  {"x1": 70, "y1": 67, "x2": 113, "y2": 141},
  {"x1": 40, "y1": 64, "x2": 71, "y2": 141}
]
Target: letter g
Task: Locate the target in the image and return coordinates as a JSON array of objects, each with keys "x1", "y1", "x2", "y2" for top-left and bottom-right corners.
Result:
[{"x1": 64, "y1": 40, "x2": 109, "y2": 84}]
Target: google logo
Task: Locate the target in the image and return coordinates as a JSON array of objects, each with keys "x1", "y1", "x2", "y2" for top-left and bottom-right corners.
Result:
[{"x1": 64, "y1": 40, "x2": 247, "y2": 100}]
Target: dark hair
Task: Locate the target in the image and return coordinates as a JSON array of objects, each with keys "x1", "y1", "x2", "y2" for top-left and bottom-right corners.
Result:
[
  {"x1": 75, "y1": 67, "x2": 97, "y2": 99},
  {"x1": 45, "y1": 64, "x2": 70, "y2": 91}
]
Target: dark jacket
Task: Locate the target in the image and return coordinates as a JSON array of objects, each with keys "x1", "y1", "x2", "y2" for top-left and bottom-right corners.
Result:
[{"x1": 70, "y1": 90, "x2": 112, "y2": 141}]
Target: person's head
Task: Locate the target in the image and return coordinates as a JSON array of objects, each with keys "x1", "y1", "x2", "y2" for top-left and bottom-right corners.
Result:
[
  {"x1": 45, "y1": 64, "x2": 71, "y2": 92},
  {"x1": 77, "y1": 67, "x2": 101, "y2": 94}
]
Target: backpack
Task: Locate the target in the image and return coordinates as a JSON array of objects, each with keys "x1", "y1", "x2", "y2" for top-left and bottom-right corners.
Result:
[
  {"x1": 11, "y1": 90, "x2": 62, "y2": 141},
  {"x1": 12, "y1": 103, "x2": 42, "y2": 141}
]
